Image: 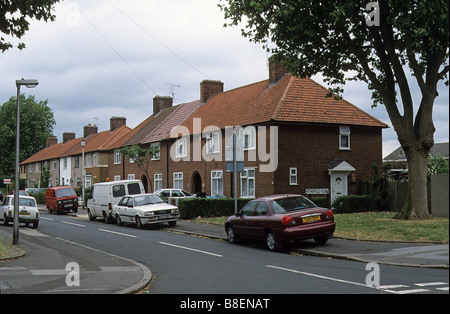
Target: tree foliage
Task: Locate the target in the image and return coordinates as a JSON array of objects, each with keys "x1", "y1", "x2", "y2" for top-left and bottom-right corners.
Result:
[
  {"x1": 121, "y1": 144, "x2": 160, "y2": 192},
  {"x1": 0, "y1": 94, "x2": 56, "y2": 175},
  {"x1": 1, "y1": 0, "x2": 60, "y2": 52},
  {"x1": 220, "y1": 0, "x2": 449, "y2": 219}
]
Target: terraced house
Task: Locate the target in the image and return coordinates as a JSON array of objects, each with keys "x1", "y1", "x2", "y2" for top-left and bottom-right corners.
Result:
[{"x1": 21, "y1": 60, "x2": 388, "y2": 203}]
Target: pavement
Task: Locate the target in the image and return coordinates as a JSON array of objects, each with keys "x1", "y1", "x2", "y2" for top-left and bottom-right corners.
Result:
[{"x1": 1, "y1": 207, "x2": 448, "y2": 294}]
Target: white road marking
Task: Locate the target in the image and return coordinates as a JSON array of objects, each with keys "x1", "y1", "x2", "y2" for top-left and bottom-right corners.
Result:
[
  {"x1": 62, "y1": 221, "x2": 86, "y2": 228},
  {"x1": 415, "y1": 282, "x2": 448, "y2": 287},
  {"x1": 40, "y1": 217, "x2": 54, "y2": 221},
  {"x1": 99, "y1": 229, "x2": 137, "y2": 238},
  {"x1": 266, "y1": 265, "x2": 375, "y2": 290},
  {"x1": 159, "y1": 241, "x2": 223, "y2": 257}
]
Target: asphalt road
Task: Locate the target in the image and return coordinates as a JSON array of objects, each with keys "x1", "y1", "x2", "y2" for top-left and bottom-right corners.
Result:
[{"x1": 3, "y1": 211, "x2": 449, "y2": 295}]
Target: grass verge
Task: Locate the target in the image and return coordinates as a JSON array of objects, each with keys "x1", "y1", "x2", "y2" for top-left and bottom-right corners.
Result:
[{"x1": 190, "y1": 212, "x2": 449, "y2": 243}]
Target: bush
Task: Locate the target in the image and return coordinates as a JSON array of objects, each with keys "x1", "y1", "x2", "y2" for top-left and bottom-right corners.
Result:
[
  {"x1": 331, "y1": 195, "x2": 381, "y2": 214},
  {"x1": 30, "y1": 189, "x2": 47, "y2": 205},
  {"x1": 177, "y1": 198, "x2": 252, "y2": 219}
]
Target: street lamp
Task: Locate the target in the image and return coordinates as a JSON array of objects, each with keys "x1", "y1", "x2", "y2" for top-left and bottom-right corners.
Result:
[
  {"x1": 13, "y1": 79, "x2": 39, "y2": 245},
  {"x1": 81, "y1": 139, "x2": 86, "y2": 209}
]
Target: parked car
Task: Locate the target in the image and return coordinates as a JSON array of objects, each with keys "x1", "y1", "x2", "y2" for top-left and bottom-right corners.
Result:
[
  {"x1": 46, "y1": 186, "x2": 78, "y2": 214},
  {"x1": 1, "y1": 195, "x2": 39, "y2": 228},
  {"x1": 225, "y1": 194, "x2": 335, "y2": 251},
  {"x1": 87, "y1": 180, "x2": 145, "y2": 223},
  {"x1": 113, "y1": 194, "x2": 179, "y2": 228},
  {"x1": 154, "y1": 188, "x2": 195, "y2": 200}
]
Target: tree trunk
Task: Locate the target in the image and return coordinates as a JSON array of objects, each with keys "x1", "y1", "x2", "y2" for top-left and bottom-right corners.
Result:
[{"x1": 395, "y1": 148, "x2": 430, "y2": 220}]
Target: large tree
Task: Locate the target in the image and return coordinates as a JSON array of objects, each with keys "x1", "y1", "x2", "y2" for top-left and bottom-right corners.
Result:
[
  {"x1": 220, "y1": 0, "x2": 449, "y2": 219},
  {"x1": 1, "y1": 0, "x2": 60, "y2": 52},
  {"x1": 0, "y1": 95, "x2": 56, "y2": 175}
]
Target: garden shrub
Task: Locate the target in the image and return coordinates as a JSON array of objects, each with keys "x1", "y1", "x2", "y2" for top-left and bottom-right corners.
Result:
[
  {"x1": 331, "y1": 195, "x2": 381, "y2": 214},
  {"x1": 177, "y1": 198, "x2": 252, "y2": 219}
]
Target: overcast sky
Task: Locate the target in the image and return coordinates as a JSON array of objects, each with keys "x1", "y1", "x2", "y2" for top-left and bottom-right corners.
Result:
[{"x1": 1, "y1": 0, "x2": 448, "y2": 158}]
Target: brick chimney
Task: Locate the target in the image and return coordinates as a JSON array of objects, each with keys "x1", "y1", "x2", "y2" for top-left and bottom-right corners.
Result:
[
  {"x1": 46, "y1": 136, "x2": 58, "y2": 148},
  {"x1": 63, "y1": 132, "x2": 76, "y2": 143},
  {"x1": 153, "y1": 96, "x2": 173, "y2": 115},
  {"x1": 269, "y1": 57, "x2": 288, "y2": 85},
  {"x1": 110, "y1": 117, "x2": 127, "y2": 131},
  {"x1": 200, "y1": 80, "x2": 224, "y2": 103},
  {"x1": 83, "y1": 124, "x2": 98, "y2": 138}
]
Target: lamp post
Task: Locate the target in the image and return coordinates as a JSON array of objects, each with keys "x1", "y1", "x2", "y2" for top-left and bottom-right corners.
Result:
[
  {"x1": 81, "y1": 139, "x2": 86, "y2": 209},
  {"x1": 13, "y1": 79, "x2": 39, "y2": 245}
]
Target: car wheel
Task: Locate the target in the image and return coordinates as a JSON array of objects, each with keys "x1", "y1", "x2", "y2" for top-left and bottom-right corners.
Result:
[
  {"x1": 314, "y1": 235, "x2": 328, "y2": 245},
  {"x1": 3, "y1": 215, "x2": 8, "y2": 226},
  {"x1": 87, "y1": 209, "x2": 95, "y2": 221},
  {"x1": 168, "y1": 221, "x2": 176, "y2": 227},
  {"x1": 116, "y1": 214, "x2": 122, "y2": 226},
  {"x1": 226, "y1": 225, "x2": 239, "y2": 244},
  {"x1": 32, "y1": 221, "x2": 39, "y2": 229},
  {"x1": 265, "y1": 231, "x2": 281, "y2": 252},
  {"x1": 135, "y1": 216, "x2": 143, "y2": 229}
]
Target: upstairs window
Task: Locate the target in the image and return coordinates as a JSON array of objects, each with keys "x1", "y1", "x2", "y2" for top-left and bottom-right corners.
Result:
[{"x1": 339, "y1": 126, "x2": 351, "y2": 150}]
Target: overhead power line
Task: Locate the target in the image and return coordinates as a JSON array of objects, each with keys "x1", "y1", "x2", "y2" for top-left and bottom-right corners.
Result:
[
  {"x1": 105, "y1": 0, "x2": 210, "y2": 80},
  {"x1": 72, "y1": 0, "x2": 158, "y2": 95}
]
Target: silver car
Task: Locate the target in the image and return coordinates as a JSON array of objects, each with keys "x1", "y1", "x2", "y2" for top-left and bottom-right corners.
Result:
[
  {"x1": 1, "y1": 195, "x2": 39, "y2": 229},
  {"x1": 113, "y1": 194, "x2": 179, "y2": 229}
]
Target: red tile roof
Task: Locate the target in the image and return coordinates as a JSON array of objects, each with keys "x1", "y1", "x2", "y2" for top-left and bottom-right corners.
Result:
[{"x1": 181, "y1": 74, "x2": 387, "y2": 132}]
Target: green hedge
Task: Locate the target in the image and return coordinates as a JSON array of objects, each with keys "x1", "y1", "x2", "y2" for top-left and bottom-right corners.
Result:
[
  {"x1": 30, "y1": 190, "x2": 47, "y2": 205},
  {"x1": 178, "y1": 198, "x2": 252, "y2": 219},
  {"x1": 331, "y1": 195, "x2": 381, "y2": 214}
]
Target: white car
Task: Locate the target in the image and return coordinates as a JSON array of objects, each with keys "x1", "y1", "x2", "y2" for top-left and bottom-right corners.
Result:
[
  {"x1": 1, "y1": 195, "x2": 39, "y2": 229},
  {"x1": 113, "y1": 194, "x2": 179, "y2": 229}
]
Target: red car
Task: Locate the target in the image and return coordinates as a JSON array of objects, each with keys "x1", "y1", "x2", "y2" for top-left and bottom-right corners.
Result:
[{"x1": 225, "y1": 194, "x2": 335, "y2": 251}]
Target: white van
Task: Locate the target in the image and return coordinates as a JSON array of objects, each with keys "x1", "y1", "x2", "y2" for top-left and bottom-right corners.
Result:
[{"x1": 87, "y1": 180, "x2": 145, "y2": 223}]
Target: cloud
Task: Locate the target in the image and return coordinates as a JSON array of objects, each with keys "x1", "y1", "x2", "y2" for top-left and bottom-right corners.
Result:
[{"x1": 0, "y1": 0, "x2": 447, "y2": 160}]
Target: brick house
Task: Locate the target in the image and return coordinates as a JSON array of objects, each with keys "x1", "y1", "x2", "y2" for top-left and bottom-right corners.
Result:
[
  {"x1": 111, "y1": 96, "x2": 202, "y2": 192},
  {"x1": 166, "y1": 62, "x2": 388, "y2": 201}
]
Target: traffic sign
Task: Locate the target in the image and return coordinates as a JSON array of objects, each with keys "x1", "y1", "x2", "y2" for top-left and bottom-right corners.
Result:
[
  {"x1": 225, "y1": 132, "x2": 245, "y2": 173},
  {"x1": 3, "y1": 179, "x2": 11, "y2": 185}
]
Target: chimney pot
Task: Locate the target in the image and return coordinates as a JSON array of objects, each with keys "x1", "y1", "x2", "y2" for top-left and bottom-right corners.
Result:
[
  {"x1": 153, "y1": 96, "x2": 173, "y2": 115},
  {"x1": 46, "y1": 136, "x2": 58, "y2": 148},
  {"x1": 84, "y1": 124, "x2": 98, "y2": 138},
  {"x1": 110, "y1": 117, "x2": 127, "y2": 131},
  {"x1": 63, "y1": 132, "x2": 76, "y2": 144},
  {"x1": 200, "y1": 80, "x2": 224, "y2": 103},
  {"x1": 269, "y1": 57, "x2": 288, "y2": 84}
]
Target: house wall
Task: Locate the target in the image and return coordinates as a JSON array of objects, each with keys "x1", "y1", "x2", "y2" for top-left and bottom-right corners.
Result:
[{"x1": 275, "y1": 124, "x2": 383, "y2": 196}]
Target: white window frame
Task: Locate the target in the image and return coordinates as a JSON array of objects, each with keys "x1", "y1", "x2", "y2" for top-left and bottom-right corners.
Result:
[
  {"x1": 127, "y1": 174, "x2": 135, "y2": 180},
  {"x1": 289, "y1": 167, "x2": 298, "y2": 185},
  {"x1": 211, "y1": 170, "x2": 223, "y2": 196},
  {"x1": 173, "y1": 172, "x2": 183, "y2": 189},
  {"x1": 114, "y1": 175, "x2": 121, "y2": 181},
  {"x1": 151, "y1": 143, "x2": 161, "y2": 160},
  {"x1": 240, "y1": 168, "x2": 256, "y2": 198},
  {"x1": 154, "y1": 174, "x2": 163, "y2": 191},
  {"x1": 239, "y1": 126, "x2": 256, "y2": 150},
  {"x1": 339, "y1": 126, "x2": 351, "y2": 150},
  {"x1": 176, "y1": 138, "x2": 187, "y2": 158},
  {"x1": 114, "y1": 149, "x2": 122, "y2": 164},
  {"x1": 206, "y1": 132, "x2": 220, "y2": 154},
  {"x1": 93, "y1": 152, "x2": 98, "y2": 166},
  {"x1": 86, "y1": 153, "x2": 92, "y2": 167}
]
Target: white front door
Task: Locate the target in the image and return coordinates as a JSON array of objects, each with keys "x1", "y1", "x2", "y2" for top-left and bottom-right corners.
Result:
[{"x1": 330, "y1": 172, "x2": 348, "y2": 202}]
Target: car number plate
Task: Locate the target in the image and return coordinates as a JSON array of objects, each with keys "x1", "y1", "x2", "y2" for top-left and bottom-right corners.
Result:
[
  {"x1": 64, "y1": 204, "x2": 73, "y2": 208},
  {"x1": 302, "y1": 215, "x2": 321, "y2": 223},
  {"x1": 159, "y1": 214, "x2": 170, "y2": 219},
  {"x1": 19, "y1": 212, "x2": 30, "y2": 216}
]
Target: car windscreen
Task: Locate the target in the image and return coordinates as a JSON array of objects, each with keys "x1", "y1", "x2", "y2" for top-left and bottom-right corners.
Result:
[
  {"x1": 271, "y1": 196, "x2": 317, "y2": 213},
  {"x1": 56, "y1": 188, "x2": 77, "y2": 198},
  {"x1": 19, "y1": 198, "x2": 36, "y2": 207},
  {"x1": 134, "y1": 195, "x2": 164, "y2": 206}
]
